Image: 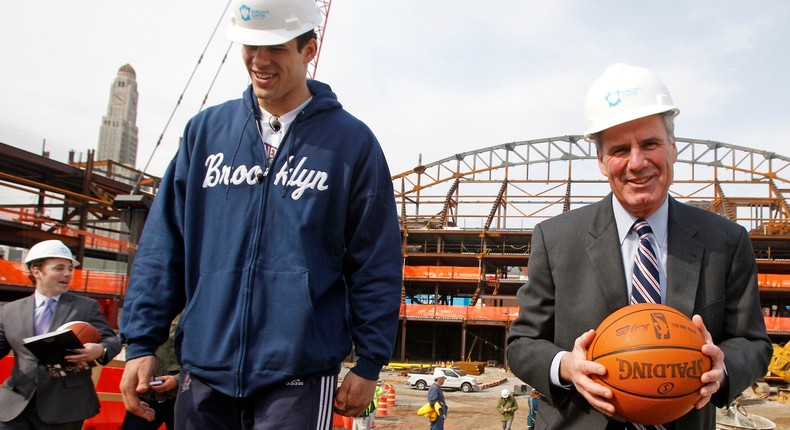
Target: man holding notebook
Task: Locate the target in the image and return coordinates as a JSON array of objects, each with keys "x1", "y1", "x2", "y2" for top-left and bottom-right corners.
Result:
[{"x1": 0, "y1": 240, "x2": 120, "y2": 429}]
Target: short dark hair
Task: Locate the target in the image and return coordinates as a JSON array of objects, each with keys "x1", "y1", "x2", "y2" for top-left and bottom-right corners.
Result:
[
  {"x1": 27, "y1": 259, "x2": 45, "y2": 285},
  {"x1": 295, "y1": 30, "x2": 317, "y2": 52}
]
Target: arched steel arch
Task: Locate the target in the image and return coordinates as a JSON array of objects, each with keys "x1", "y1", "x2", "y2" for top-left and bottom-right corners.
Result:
[{"x1": 393, "y1": 136, "x2": 790, "y2": 235}]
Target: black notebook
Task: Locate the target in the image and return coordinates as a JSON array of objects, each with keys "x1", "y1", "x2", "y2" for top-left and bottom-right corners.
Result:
[{"x1": 23, "y1": 327, "x2": 95, "y2": 378}]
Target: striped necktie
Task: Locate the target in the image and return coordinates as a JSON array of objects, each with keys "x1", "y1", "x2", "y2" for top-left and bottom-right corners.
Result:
[
  {"x1": 624, "y1": 422, "x2": 673, "y2": 430},
  {"x1": 625, "y1": 219, "x2": 672, "y2": 429},
  {"x1": 630, "y1": 219, "x2": 661, "y2": 305},
  {"x1": 35, "y1": 297, "x2": 56, "y2": 335}
]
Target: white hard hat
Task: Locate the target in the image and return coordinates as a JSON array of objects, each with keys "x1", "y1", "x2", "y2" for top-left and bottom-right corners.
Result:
[
  {"x1": 501, "y1": 388, "x2": 510, "y2": 398},
  {"x1": 227, "y1": 0, "x2": 322, "y2": 46},
  {"x1": 583, "y1": 63, "x2": 679, "y2": 140},
  {"x1": 24, "y1": 240, "x2": 80, "y2": 267},
  {"x1": 433, "y1": 368, "x2": 446, "y2": 380}
]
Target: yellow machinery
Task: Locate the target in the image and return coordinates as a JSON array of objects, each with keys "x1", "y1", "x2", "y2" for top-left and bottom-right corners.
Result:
[{"x1": 768, "y1": 343, "x2": 790, "y2": 381}]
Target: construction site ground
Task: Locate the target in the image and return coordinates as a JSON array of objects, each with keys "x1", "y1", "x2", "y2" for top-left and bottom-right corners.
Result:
[{"x1": 349, "y1": 367, "x2": 790, "y2": 429}]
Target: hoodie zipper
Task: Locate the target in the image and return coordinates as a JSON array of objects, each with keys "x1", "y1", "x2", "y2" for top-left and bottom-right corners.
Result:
[{"x1": 235, "y1": 96, "x2": 298, "y2": 396}]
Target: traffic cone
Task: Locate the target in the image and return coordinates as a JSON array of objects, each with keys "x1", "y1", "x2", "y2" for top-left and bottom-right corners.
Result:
[
  {"x1": 386, "y1": 384, "x2": 396, "y2": 413},
  {"x1": 375, "y1": 392, "x2": 388, "y2": 417}
]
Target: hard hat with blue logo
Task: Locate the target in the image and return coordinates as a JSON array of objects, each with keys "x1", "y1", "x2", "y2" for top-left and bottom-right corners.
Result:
[
  {"x1": 227, "y1": 0, "x2": 322, "y2": 46},
  {"x1": 24, "y1": 240, "x2": 80, "y2": 267},
  {"x1": 583, "y1": 63, "x2": 679, "y2": 141}
]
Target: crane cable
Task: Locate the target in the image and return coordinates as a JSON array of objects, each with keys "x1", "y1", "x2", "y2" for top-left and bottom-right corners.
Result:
[
  {"x1": 132, "y1": 0, "x2": 231, "y2": 193},
  {"x1": 198, "y1": 41, "x2": 234, "y2": 113}
]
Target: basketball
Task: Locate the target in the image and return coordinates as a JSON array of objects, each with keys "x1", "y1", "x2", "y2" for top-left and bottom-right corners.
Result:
[
  {"x1": 586, "y1": 303, "x2": 711, "y2": 425},
  {"x1": 59, "y1": 321, "x2": 102, "y2": 345}
]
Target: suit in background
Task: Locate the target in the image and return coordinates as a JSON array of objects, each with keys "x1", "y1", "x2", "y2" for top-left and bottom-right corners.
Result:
[
  {"x1": 0, "y1": 240, "x2": 121, "y2": 429},
  {"x1": 0, "y1": 293, "x2": 120, "y2": 427}
]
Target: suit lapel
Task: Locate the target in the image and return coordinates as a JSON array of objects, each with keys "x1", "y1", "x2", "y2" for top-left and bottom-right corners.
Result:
[
  {"x1": 665, "y1": 198, "x2": 704, "y2": 317},
  {"x1": 20, "y1": 295, "x2": 37, "y2": 338},
  {"x1": 586, "y1": 195, "x2": 629, "y2": 312},
  {"x1": 50, "y1": 293, "x2": 74, "y2": 331}
]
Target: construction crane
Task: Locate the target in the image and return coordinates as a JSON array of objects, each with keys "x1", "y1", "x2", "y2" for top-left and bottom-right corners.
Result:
[{"x1": 309, "y1": 0, "x2": 333, "y2": 80}]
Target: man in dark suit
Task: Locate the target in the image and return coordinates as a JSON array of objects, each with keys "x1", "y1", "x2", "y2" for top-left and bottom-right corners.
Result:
[
  {"x1": 507, "y1": 64, "x2": 772, "y2": 430},
  {"x1": 0, "y1": 240, "x2": 121, "y2": 429}
]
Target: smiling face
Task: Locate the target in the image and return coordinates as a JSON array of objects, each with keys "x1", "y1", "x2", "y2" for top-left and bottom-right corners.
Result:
[
  {"x1": 32, "y1": 258, "x2": 74, "y2": 297},
  {"x1": 597, "y1": 114, "x2": 678, "y2": 218},
  {"x1": 242, "y1": 37, "x2": 316, "y2": 116}
]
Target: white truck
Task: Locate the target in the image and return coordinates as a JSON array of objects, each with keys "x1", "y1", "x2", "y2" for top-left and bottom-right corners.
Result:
[{"x1": 406, "y1": 367, "x2": 480, "y2": 392}]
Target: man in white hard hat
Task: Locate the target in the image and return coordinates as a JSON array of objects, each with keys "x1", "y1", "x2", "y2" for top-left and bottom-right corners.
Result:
[
  {"x1": 507, "y1": 64, "x2": 771, "y2": 429},
  {"x1": 496, "y1": 388, "x2": 518, "y2": 430},
  {"x1": 119, "y1": 0, "x2": 402, "y2": 428},
  {"x1": 0, "y1": 240, "x2": 120, "y2": 429}
]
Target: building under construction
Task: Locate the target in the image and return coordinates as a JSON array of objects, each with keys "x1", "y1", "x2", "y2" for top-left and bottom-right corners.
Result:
[{"x1": 2, "y1": 136, "x2": 790, "y2": 368}]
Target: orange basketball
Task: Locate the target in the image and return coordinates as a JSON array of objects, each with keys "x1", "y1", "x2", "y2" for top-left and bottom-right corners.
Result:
[
  {"x1": 586, "y1": 304, "x2": 711, "y2": 425},
  {"x1": 59, "y1": 321, "x2": 102, "y2": 345}
]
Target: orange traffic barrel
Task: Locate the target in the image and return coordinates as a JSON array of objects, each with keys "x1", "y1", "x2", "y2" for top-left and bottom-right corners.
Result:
[
  {"x1": 375, "y1": 393, "x2": 388, "y2": 417},
  {"x1": 386, "y1": 384, "x2": 396, "y2": 411}
]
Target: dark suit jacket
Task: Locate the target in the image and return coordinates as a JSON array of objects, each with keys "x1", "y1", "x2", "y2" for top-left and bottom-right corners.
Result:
[
  {"x1": 0, "y1": 292, "x2": 121, "y2": 424},
  {"x1": 507, "y1": 195, "x2": 772, "y2": 430}
]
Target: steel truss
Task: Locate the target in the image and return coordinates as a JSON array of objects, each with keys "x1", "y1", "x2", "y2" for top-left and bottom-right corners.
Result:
[{"x1": 394, "y1": 136, "x2": 790, "y2": 235}]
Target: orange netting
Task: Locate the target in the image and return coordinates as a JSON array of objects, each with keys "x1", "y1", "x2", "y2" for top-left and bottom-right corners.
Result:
[
  {"x1": 400, "y1": 304, "x2": 518, "y2": 322},
  {"x1": 403, "y1": 266, "x2": 481, "y2": 280},
  {"x1": 0, "y1": 259, "x2": 31, "y2": 285},
  {"x1": 765, "y1": 316, "x2": 790, "y2": 332},
  {"x1": 759, "y1": 273, "x2": 790, "y2": 288}
]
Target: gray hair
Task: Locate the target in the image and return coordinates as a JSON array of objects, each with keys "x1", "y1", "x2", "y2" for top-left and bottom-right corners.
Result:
[{"x1": 590, "y1": 112, "x2": 676, "y2": 155}]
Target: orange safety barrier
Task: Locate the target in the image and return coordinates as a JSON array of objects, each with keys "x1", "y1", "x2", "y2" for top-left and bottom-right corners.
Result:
[
  {"x1": 0, "y1": 259, "x2": 30, "y2": 285},
  {"x1": 331, "y1": 414, "x2": 353, "y2": 429},
  {"x1": 0, "y1": 355, "x2": 13, "y2": 383},
  {"x1": 759, "y1": 273, "x2": 790, "y2": 288},
  {"x1": 83, "y1": 401, "x2": 127, "y2": 430},
  {"x1": 765, "y1": 316, "x2": 790, "y2": 333},
  {"x1": 70, "y1": 270, "x2": 127, "y2": 296},
  {"x1": 401, "y1": 269, "x2": 790, "y2": 287},
  {"x1": 332, "y1": 413, "x2": 345, "y2": 429},
  {"x1": 403, "y1": 265, "x2": 482, "y2": 280},
  {"x1": 400, "y1": 304, "x2": 519, "y2": 322},
  {"x1": 84, "y1": 364, "x2": 126, "y2": 430},
  {"x1": 453, "y1": 266, "x2": 480, "y2": 279}
]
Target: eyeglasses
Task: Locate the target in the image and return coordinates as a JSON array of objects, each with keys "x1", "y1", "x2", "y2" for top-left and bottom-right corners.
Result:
[{"x1": 269, "y1": 115, "x2": 282, "y2": 133}]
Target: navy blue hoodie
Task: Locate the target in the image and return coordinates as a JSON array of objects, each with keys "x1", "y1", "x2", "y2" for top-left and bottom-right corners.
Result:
[{"x1": 120, "y1": 81, "x2": 402, "y2": 397}]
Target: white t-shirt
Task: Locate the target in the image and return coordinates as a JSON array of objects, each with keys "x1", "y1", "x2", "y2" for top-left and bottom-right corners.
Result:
[{"x1": 258, "y1": 97, "x2": 312, "y2": 162}]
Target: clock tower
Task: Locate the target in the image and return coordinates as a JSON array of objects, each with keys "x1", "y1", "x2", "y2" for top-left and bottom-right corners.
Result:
[{"x1": 97, "y1": 64, "x2": 139, "y2": 167}]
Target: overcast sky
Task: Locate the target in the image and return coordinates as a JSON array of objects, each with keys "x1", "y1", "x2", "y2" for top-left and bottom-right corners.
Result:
[{"x1": 1, "y1": 1, "x2": 789, "y2": 193}]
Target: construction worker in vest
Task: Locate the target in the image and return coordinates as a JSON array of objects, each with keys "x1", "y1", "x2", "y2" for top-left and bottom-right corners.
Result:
[
  {"x1": 352, "y1": 380, "x2": 384, "y2": 430},
  {"x1": 526, "y1": 388, "x2": 540, "y2": 430}
]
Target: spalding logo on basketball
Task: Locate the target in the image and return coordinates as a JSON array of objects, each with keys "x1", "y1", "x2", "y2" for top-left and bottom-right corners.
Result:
[{"x1": 586, "y1": 303, "x2": 712, "y2": 425}]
